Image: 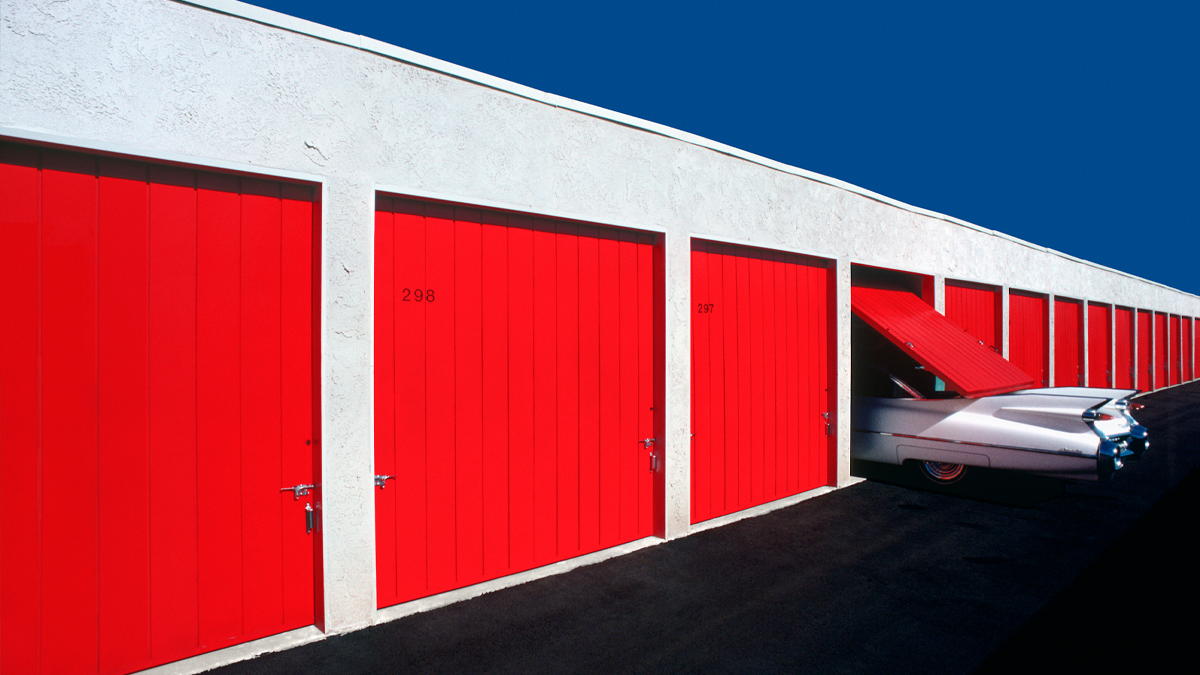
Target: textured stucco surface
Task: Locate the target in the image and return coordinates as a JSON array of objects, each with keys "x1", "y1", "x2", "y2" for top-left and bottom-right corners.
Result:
[{"x1": 4, "y1": 0, "x2": 1199, "y2": 660}]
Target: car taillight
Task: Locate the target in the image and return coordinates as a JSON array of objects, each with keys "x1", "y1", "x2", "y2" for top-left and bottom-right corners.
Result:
[
  {"x1": 1129, "y1": 402, "x2": 1145, "y2": 411},
  {"x1": 1083, "y1": 410, "x2": 1116, "y2": 421}
]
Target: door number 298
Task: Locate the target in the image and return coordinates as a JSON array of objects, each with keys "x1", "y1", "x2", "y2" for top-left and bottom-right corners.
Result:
[{"x1": 401, "y1": 288, "x2": 436, "y2": 302}]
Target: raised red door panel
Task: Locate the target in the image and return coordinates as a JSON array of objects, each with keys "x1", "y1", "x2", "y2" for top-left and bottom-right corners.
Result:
[
  {"x1": 944, "y1": 281, "x2": 1001, "y2": 352},
  {"x1": 1009, "y1": 291, "x2": 1049, "y2": 387},
  {"x1": 1170, "y1": 315, "x2": 1182, "y2": 385},
  {"x1": 1054, "y1": 299, "x2": 1084, "y2": 387},
  {"x1": 0, "y1": 143, "x2": 318, "y2": 675},
  {"x1": 853, "y1": 286, "x2": 1033, "y2": 397},
  {"x1": 1137, "y1": 310, "x2": 1152, "y2": 390},
  {"x1": 690, "y1": 241, "x2": 833, "y2": 524},
  {"x1": 1087, "y1": 303, "x2": 1112, "y2": 387},
  {"x1": 374, "y1": 199, "x2": 659, "y2": 609},
  {"x1": 1155, "y1": 313, "x2": 1168, "y2": 389},
  {"x1": 1114, "y1": 307, "x2": 1133, "y2": 389}
]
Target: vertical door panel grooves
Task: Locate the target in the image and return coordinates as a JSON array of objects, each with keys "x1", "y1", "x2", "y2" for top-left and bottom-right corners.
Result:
[
  {"x1": 375, "y1": 201, "x2": 657, "y2": 609},
  {"x1": 0, "y1": 143, "x2": 317, "y2": 675},
  {"x1": 690, "y1": 241, "x2": 832, "y2": 525}
]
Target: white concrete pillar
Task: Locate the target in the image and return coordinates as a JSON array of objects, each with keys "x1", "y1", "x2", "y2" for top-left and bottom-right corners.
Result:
[
  {"x1": 1001, "y1": 286, "x2": 1011, "y2": 359},
  {"x1": 1047, "y1": 294, "x2": 1056, "y2": 387},
  {"x1": 835, "y1": 259, "x2": 852, "y2": 486}
]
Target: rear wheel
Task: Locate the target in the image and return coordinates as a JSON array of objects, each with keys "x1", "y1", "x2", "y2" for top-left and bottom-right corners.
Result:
[{"x1": 918, "y1": 461, "x2": 967, "y2": 484}]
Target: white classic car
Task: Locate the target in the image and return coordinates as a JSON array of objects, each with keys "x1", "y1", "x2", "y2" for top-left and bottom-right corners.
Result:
[{"x1": 850, "y1": 286, "x2": 1148, "y2": 484}]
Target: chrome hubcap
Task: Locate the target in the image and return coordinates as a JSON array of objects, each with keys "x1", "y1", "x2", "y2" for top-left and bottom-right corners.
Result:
[{"x1": 920, "y1": 461, "x2": 966, "y2": 484}]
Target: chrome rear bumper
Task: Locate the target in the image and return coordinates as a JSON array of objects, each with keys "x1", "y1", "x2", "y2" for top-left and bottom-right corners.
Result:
[{"x1": 1098, "y1": 438, "x2": 1136, "y2": 482}]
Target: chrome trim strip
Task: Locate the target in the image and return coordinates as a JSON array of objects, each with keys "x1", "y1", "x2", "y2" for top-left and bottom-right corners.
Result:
[{"x1": 850, "y1": 429, "x2": 1098, "y2": 458}]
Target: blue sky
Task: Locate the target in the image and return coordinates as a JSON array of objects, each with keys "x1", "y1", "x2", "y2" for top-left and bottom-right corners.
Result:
[{"x1": 244, "y1": 1, "x2": 1198, "y2": 295}]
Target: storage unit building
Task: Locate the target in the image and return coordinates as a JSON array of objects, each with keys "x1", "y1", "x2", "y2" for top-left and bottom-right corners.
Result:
[{"x1": 4, "y1": 2, "x2": 1200, "y2": 674}]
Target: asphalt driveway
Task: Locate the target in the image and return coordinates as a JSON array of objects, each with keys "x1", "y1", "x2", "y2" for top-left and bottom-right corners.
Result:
[{"x1": 213, "y1": 383, "x2": 1198, "y2": 674}]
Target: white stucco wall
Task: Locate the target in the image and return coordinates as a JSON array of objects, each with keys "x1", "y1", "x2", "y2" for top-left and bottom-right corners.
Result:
[{"x1": 4, "y1": 0, "x2": 1198, "y2": 668}]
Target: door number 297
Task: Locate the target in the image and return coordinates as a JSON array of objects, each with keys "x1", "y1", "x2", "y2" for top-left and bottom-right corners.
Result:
[{"x1": 697, "y1": 303, "x2": 715, "y2": 314}]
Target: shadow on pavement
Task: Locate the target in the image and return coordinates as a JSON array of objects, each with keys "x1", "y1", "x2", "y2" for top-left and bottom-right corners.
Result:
[{"x1": 973, "y1": 467, "x2": 1196, "y2": 673}]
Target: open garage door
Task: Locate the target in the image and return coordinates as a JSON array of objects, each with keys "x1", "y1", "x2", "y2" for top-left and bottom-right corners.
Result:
[
  {"x1": 851, "y1": 286, "x2": 1033, "y2": 398},
  {"x1": 374, "y1": 198, "x2": 660, "y2": 608},
  {"x1": 690, "y1": 242, "x2": 834, "y2": 524},
  {"x1": 0, "y1": 144, "x2": 320, "y2": 675}
]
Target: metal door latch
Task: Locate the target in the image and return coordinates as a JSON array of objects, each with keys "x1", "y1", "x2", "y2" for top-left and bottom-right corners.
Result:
[
  {"x1": 643, "y1": 438, "x2": 658, "y2": 472},
  {"x1": 281, "y1": 484, "x2": 315, "y2": 500},
  {"x1": 305, "y1": 502, "x2": 314, "y2": 534},
  {"x1": 375, "y1": 475, "x2": 396, "y2": 489},
  {"x1": 822, "y1": 412, "x2": 831, "y2": 436}
]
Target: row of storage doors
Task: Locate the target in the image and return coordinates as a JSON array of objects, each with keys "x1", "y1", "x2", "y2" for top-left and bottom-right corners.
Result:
[
  {"x1": 1044, "y1": 300, "x2": 1194, "y2": 390},
  {"x1": 947, "y1": 284, "x2": 1195, "y2": 391},
  {"x1": 1, "y1": 144, "x2": 837, "y2": 675},
  {"x1": 372, "y1": 204, "x2": 838, "y2": 608},
  {"x1": 8, "y1": 139, "x2": 1199, "y2": 675}
]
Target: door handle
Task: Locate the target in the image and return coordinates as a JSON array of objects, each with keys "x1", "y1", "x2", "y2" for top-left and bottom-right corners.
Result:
[
  {"x1": 642, "y1": 439, "x2": 658, "y2": 472},
  {"x1": 281, "y1": 484, "x2": 315, "y2": 500}
]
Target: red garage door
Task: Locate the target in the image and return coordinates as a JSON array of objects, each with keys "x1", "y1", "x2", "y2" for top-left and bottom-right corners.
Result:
[
  {"x1": 374, "y1": 198, "x2": 660, "y2": 608},
  {"x1": 1138, "y1": 310, "x2": 1152, "y2": 390},
  {"x1": 1115, "y1": 307, "x2": 1133, "y2": 389},
  {"x1": 1185, "y1": 314, "x2": 1195, "y2": 379},
  {"x1": 1009, "y1": 290, "x2": 1049, "y2": 387},
  {"x1": 1054, "y1": 298, "x2": 1084, "y2": 387},
  {"x1": 1170, "y1": 315, "x2": 1182, "y2": 385},
  {"x1": 1194, "y1": 318, "x2": 1199, "y2": 382},
  {"x1": 0, "y1": 144, "x2": 319, "y2": 675},
  {"x1": 1183, "y1": 318, "x2": 1193, "y2": 381},
  {"x1": 944, "y1": 280, "x2": 1001, "y2": 352},
  {"x1": 1155, "y1": 313, "x2": 1168, "y2": 389},
  {"x1": 1087, "y1": 303, "x2": 1112, "y2": 387},
  {"x1": 690, "y1": 242, "x2": 833, "y2": 524}
]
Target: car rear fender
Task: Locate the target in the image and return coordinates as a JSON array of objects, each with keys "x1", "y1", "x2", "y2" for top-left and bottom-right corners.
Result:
[{"x1": 896, "y1": 445, "x2": 990, "y2": 468}]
